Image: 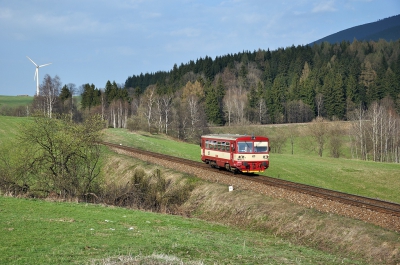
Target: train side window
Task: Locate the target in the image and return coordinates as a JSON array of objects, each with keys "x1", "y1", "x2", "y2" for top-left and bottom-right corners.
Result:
[
  {"x1": 205, "y1": 140, "x2": 209, "y2": 149},
  {"x1": 254, "y1": 141, "x2": 268, "y2": 152},
  {"x1": 225, "y1": 142, "x2": 230, "y2": 151}
]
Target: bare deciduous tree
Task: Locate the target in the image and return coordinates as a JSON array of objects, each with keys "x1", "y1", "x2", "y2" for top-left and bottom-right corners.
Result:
[
  {"x1": 348, "y1": 98, "x2": 400, "y2": 162},
  {"x1": 270, "y1": 128, "x2": 287, "y2": 153},
  {"x1": 141, "y1": 85, "x2": 157, "y2": 132},
  {"x1": 329, "y1": 122, "x2": 343, "y2": 158},
  {"x1": 161, "y1": 93, "x2": 173, "y2": 134},
  {"x1": 181, "y1": 81, "x2": 205, "y2": 141},
  {"x1": 315, "y1": 93, "x2": 324, "y2": 117},
  {"x1": 223, "y1": 88, "x2": 235, "y2": 126},
  {"x1": 308, "y1": 117, "x2": 328, "y2": 157},
  {"x1": 40, "y1": 74, "x2": 61, "y2": 118}
]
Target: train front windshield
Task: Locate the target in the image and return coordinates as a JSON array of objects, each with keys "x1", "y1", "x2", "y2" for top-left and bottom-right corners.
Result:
[
  {"x1": 238, "y1": 141, "x2": 268, "y2": 153},
  {"x1": 238, "y1": 142, "x2": 253, "y2": 152}
]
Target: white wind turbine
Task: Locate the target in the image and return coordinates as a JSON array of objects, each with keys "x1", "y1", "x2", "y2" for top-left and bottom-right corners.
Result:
[{"x1": 27, "y1": 56, "x2": 52, "y2": 96}]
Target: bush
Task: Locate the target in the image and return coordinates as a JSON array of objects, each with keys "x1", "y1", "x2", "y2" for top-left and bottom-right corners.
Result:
[
  {"x1": 126, "y1": 116, "x2": 143, "y2": 131},
  {"x1": 0, "y1": 115, "x2": 105, "y2": 199},
  {"x1": 100, "y1": 168, "x2": 195, "y2": 214}
]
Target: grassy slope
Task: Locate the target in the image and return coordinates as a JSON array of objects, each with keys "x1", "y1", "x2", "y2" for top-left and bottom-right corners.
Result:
[
  {"x1": 0, "y1": 117, "x2": 397, "y2": 264},
  {"x1": 267, "y1": 153, "x2": 400, "y2": 202},
  {"x1": 3, "y1": 119, "x2": 398, "y2": 203},
  {"x1": 0, "y1": 95, "x2": 81, "y2": 110},
  {"x1": 104, "y1": 128, "x2": 400, "y2": 204},
  {"x1": 0, "y1": 116, "x2": 30, "y2": 145},
  {"x1": 0, "y1": 95, "x2": 33, "y2": 108},
  {"x1": 0, "y1": 196, "x2": 359, "y2": 265}
]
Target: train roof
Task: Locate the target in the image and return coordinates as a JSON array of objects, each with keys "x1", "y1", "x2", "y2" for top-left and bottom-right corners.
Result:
[{"x1": 201, "y1": 134, "x2": 268, "y2": 141}]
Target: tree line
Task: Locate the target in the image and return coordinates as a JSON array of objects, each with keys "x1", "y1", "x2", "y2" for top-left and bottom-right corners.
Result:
[
  {"x1": 124, "y1": 39, "x2": 400, "y2": 123},
  {"x1": 2, "y1": 39, "x2": 400, "y2": 161}
]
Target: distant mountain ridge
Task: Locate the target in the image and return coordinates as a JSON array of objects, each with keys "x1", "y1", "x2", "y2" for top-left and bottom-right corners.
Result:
[{"x1": 311, "y1": 14, "x2": 400, "y2": 45}]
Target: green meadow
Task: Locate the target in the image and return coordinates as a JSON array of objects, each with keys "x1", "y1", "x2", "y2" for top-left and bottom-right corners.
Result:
[
  {"x1": 1, "y1": 116, "x2": 399, "y2": 264},
  {"x1": 0, "y1": 95, "x2": 33, "y2": 108},
  {"x1": 104, "y1": 128, "x2": 400, "y2": 204},
  {"x1": 0, "y1": 196, "x2": 365, "y2": 265},
  {"x1": 1, "y1": 117, "x2": 399, "y2": 203},
  {"x1": 0, "y1": 116, "x2": 31, "y2": 144}
]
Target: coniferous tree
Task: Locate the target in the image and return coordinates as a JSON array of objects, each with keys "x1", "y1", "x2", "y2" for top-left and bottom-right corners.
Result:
[
  {"x1": 345, "y1": 74, "x2": 358, "y2": 104},
  {"x1": 120, "y1": 40, "x2": 400, "y2": 127},
  {"x1": 322, "y1": 71, "x2": 345, "y2": 119},
  {"x1": 205, "y1": 77, "x2": 224, "y2": 125},
  {"x1": 81, "y1": 83, "x2": 100, "y2": 110},
  {"x1": 59, "y1": 85, "x2": 72, "y2": 102},
  {"x1": 322, "y1": 70, "x2": 336, "y2": 118},
  {"x1": 247, "y1": 85, "x2": 257, "y2": 122},
  {"x1": 333, "y1": 72, "x2": 346, "y2": 119},
  {"x1": 383, "y1": 68, "x2": 397, "y2": 100},
  {"x1": 203, "y1": 56, "x2": 213, "y2": 81},
  {"x1": 270, "y1": 74, "x2": 287, "y2": 123}
]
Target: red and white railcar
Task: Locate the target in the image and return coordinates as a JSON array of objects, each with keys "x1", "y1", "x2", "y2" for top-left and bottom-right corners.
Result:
[{"x1": 200, "y1": 134, "x2": 269, "y2": 173}]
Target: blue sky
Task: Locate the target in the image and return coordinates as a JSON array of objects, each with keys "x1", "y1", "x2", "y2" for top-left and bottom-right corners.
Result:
[{"x1": 1, "y1": 0, "x2": 399, "y2": 96}]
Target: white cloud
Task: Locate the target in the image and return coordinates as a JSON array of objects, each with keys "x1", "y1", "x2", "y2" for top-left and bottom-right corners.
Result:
[{"x1": 312, "y1": 1, "x2": 337, "y2": 13}]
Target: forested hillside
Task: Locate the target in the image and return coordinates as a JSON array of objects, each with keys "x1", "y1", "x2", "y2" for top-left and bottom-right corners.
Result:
[
  {"x1": 122, "y1": 39, "x2": 400, "y2": 123},
  {"x1": 8, "y1": 39, "x2": 400, "y2": 162}
]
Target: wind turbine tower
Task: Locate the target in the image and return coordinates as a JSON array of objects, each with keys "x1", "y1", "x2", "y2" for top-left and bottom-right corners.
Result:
[{"x1": 27, "y1": 56, "x2": 52, "y2": 96}]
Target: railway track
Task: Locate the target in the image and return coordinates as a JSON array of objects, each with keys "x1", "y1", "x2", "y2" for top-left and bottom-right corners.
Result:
[{"x1": 102, "y1": 142, "x2": 400, "y2": 218}]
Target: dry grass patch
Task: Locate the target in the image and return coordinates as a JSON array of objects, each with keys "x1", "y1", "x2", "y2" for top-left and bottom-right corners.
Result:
[
  {"x1": 185, "y1": 183, "x2": 400, "y2": 264},
  {"x1": 89, "y1": 253, "x2": 205, "y2": 265},
  {"x1": 102, "y1": 151, "x2": 400, "y2": 264}
]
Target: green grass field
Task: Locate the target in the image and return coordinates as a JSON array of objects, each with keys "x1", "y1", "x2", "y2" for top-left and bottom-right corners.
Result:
[
  {"x1": 2, "y1": 117, "x2": 399, "y2": 203},
  {"x1": 0, "y1": 196, "x2": 362, "y2": 265},
  {"x1": 103, "y1": 128, "x2": 400, "y2": 204},
  {"x1": 0, "y1": 95, "x2": 33, "y2": 108},
  {"x1": 0, "y1": 116, "x2": 31, "y2": 144},
  {"x1": 0, "y1": 116, "x2": 398, "y2": 264}
]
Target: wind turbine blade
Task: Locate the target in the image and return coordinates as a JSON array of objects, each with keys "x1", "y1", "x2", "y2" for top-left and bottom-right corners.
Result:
[
  {"x1": 26, "y1": 56, "x2": 38, "y2": 67},
  {"x1": 34, "y1": 68, "x2": 38, "y2": 80},
  {"x1": 39, "y1": 63, "x2": 52, "y2": 67}
]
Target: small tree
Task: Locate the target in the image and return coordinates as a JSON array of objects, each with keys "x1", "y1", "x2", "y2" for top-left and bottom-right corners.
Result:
[
  {"x1": 270, "y1": 128, "x2": 287, "y2": 153},
  {"x1": 40, "y1": 74, "x2": 61, "y2": 118},
  {"x1": 0, "y1": 115, "x2": 105, "y2": 198},
  {"x1": 308, "y1": 117, "x2": 328, "y2": 157},
  {"x1": 329, "y1": 122, "x2": 343, "y2": 158}
]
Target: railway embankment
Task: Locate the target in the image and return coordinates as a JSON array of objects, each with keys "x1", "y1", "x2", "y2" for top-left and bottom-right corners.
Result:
[{"x1": 105, "y1": 146, "x2": 400, "y2": 265}]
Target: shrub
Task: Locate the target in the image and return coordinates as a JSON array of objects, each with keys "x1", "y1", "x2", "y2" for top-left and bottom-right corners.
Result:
[
  {"x1": 100, "y1": 168, "x2": 195, "y2": 214},
  {"x1": 0, "y1": 115, "x2": 105, "y2": 199}
]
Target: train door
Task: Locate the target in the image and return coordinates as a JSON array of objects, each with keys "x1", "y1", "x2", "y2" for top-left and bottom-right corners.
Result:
[
  {"x1": 200, "y1": 138, "x2": 204, "y2": 158},
  {"x1": 230, "y1": 140, "x2": 235, "y2": 161}
]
